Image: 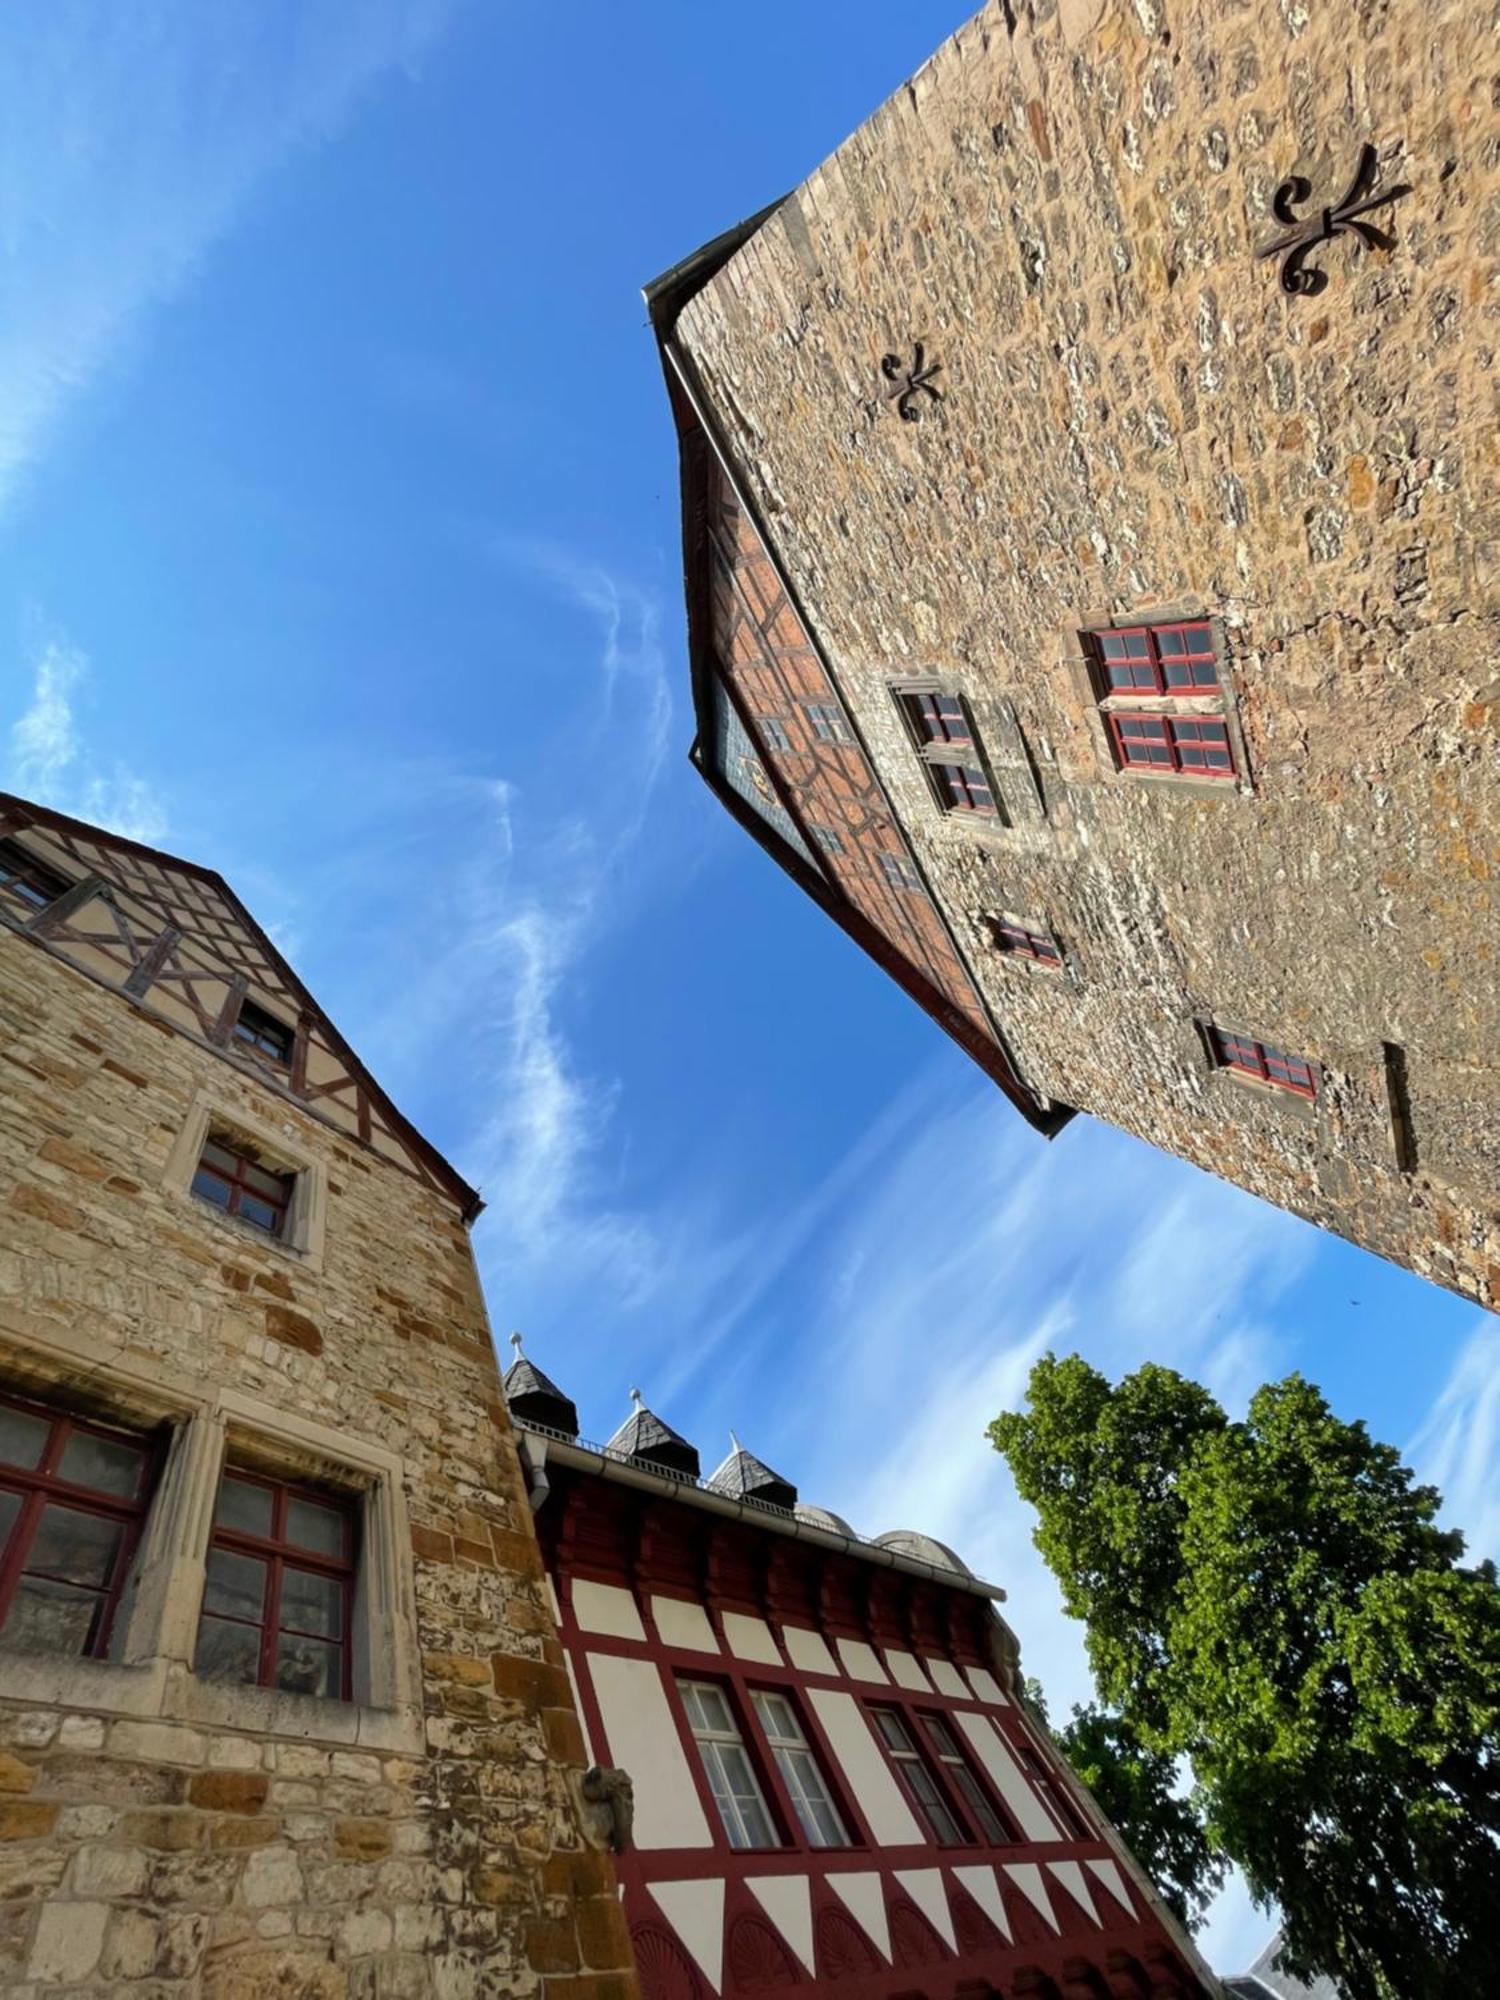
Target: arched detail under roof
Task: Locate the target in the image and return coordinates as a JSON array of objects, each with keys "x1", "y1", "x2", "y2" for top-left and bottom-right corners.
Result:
[{"x1": 874, "y1": 1527, "x2": 973, "y2": 1575}]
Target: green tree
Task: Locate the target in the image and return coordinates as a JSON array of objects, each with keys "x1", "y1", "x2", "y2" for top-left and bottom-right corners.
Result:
[{"x1": 990, "y1": 1357, "x2": 1500, "y2": 2000}]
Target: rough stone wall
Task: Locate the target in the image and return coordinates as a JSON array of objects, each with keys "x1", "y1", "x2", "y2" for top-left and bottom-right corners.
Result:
[
  {"x1": 674, "y1": 0, "x2": 1500, "y2": 1305},
  {"x1": 0, "y1": 929, "x2": 636, "y2": 1999}
]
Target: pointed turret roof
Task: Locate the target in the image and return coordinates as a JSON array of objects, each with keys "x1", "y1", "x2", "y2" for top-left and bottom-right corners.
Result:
[
  {"x1": 606, "y1": 1389, "x2": 701, "y2": 1479},
  {"x1": 501, "y1": 1334, "x2": 579, "y2": 1438},
  {"x1": 708, "y1": 1433, "x2": 797, "y2": 1511}
]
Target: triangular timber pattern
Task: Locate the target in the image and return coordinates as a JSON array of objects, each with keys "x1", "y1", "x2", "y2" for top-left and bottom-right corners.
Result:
[{"x1": 0, "y1": 794, "x2": 477, "y2": 1217}]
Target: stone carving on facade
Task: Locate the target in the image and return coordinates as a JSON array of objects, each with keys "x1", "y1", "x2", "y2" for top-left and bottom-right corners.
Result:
[{"x1": 581, "y1": 1764, "x2": 636, "y2": 1852}]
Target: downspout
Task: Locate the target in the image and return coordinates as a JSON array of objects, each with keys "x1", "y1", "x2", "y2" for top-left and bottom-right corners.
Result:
[{"x1": 517, "y1": 1432, "x2": 551, "y2": 1513}]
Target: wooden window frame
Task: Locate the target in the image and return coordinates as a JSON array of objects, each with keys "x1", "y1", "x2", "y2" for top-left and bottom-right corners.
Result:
[
  {"x1": 1085, "y1": 619, "x2": 1220, "y2": 700},
  {"x1": 191, "y1": 1135, "x2": 295, "y2": 1238},
  {"x1": 803, "y1": 702, "x2": 851, "y2": 746},
  {"x1": 748, "y1": 1686, "x2": 851, "y2": 1851},
  {"x1": 990, "y1": 918, "x2": 1063, "y2": 969},
  {"x1": 678, "y1": 1676, "x2": 784, "y2": 1852},
  {"x1": 757, "y1": 716, "x2": 793, "y2": 754},
  {"x1": 0, "y1": 1392, "x2": 157, "y2": 1663},
  {"x1": 879, "y1": 852, "x2": 921, "y2": 892},
  {"x1": 1107, "y1": 711, "x2": 1235, "y2": 780},
  {"x1": 197, "y1": 1466, "x2": 358, "y2": 1703},
  {"x1": 916, "y1": 1708, "x2": 1020, "y2": 1845},
  {"x1": 890, "y1": 682, "x2": 1005, "y2": 822},
  {"x1": 1207, "y1": 1026, "x2": 1319, "y2": 1101},
  {"x1": 0, "y1": 838, "x2": 69, "y2": 915},
  {"x1": 231, "y1": 997, "x2": 295, "y2": 1068},
  {"x1": 867, "y1": 1702, "x2": 972, "y2": 1847},
  {"x1": 809, "y1": 825, "x2": 845, "y2": 857},
  {"x1": 1017, "y1": 1741, "x2": 1090, "y2": 1839}
]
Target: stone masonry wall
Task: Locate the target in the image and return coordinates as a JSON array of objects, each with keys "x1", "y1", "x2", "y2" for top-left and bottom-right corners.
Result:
[
  {"x1": 0, "y1": 926, "x2": 637, "y2": 1999},
  {"x1": 674, "y1": 0, "x2": 1500, "y2": 1305}
]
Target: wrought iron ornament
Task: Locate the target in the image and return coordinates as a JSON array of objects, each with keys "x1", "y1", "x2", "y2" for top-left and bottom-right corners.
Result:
[
  {"x1": 881, "y1": 343, "x2": 942, "y2": 420},
  {"x1": 1254, "y1": 142, "x2": 1410, "y2": 297}
]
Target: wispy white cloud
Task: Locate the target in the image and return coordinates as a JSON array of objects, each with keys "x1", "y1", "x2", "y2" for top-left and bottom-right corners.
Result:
[
  {"x1": 1409, "y1": 1312, "x2": 1500, "y2": 1563},
  {"x1": 6, "y1": 621, "x2": 167, "y2": 843},
  {"x1": 0, "y1": 0, "x2": 461, "y2": 517}
]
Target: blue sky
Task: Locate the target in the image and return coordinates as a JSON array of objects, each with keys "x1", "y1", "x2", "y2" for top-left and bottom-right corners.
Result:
[{"x1": 2, "y1": 1, "x2": 1494, "y2": 1971}]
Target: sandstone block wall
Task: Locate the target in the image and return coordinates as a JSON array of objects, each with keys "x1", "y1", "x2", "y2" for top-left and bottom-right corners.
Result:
[
  {"x1": 0, "y1": 928, "x2": 636, "y2": 1999},
  {"x1": 673, "y1": 0, "x2": 1500, "y2": 1305}
]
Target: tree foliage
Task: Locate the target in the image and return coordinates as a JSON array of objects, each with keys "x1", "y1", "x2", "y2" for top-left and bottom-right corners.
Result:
[{"x1": 991, "y1": 1357, "x2": 1500, "y2": 2000}]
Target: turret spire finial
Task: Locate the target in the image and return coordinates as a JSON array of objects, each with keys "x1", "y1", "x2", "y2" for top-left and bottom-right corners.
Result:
[
  {"x1": 509, "y1": 1331, "x2": 525, "y2": 1357},
  {"x1": 629, "y1": 1386, "x2": 644, "y2": 1410},
  {"x1": 729, "y1": 1430, "x2": 743, "y2": 1454}
]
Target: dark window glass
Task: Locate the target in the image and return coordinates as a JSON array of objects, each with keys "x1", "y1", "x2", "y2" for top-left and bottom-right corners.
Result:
[
  {"x1": 920, "y1": 1713, "x2": 1016, "y2": 1844},
  {"x1": 0, "y1": 1395, "x2": 154, "y2": 1661},
  {"x1": 901, "y1": 690, "x2": 972, "y2": 746},
  {"x1": 1089, "y1": 620, "x2": 1220, "y2": 697},
  {"x1": 933, "y1": 763, "x2": 998, "y2": 815},
  {"x1": 871, "y1": 1707, "x2": 966, "y2": 1845},
  {"x1": 1209, "y1": 1028, "x2": 1317, "y2": 1100},
  {"x1": 809, "y1": 825, "x2": 845, "y2": 856},
  {"x1": 192, "y1": 1138, "x2": 294, "y2": 1237},
  {"x1": 0, "y1": 839, "x2": 69, "y2": 913},
  {"x1": 1111, "y1": 713, "x2": 1234, "y2": 779},
  {"x1": 195, "y1": 1471, "x2": 356, "y2": 1701},
  {"x1": 993, "y1": 921, "x2": 1063, "y2": 967},
  {"x1": 232, "y1": 999, "x2": 294, "y2": 1066}
]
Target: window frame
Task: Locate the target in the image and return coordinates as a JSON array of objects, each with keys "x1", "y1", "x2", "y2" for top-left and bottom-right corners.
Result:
[
  {"x1": 1017, "y1": 1741, "x2": 1090, "y2": 1839},
  {"x1": 1107, "y1": 710, "x2": 1235, "y2": 780},
  {"x1": 1206, "y1": 1026, "x2": 1319, "y2": 1101},
  {"x1": 756, "y1": 716, "x2": 793, "y2": 754},
  {"x1": 1085, "y1": 619, "x2": 1221, "y2": 699},
  {"x1": 231, "y1": 997, "x2": 295, "y2": 1068},
  {"x1": 679, "y1": 1676, "x2": 783, "y2": 1852},
  {"x1": 196, "y1": 1466, "x2": 358, "y2": 1704},
  {"x1": 808, "y1": 824, "x2": 846, "y2": 857},
  {"x1": 749, "y1": 1686, "x2": 851, "y2": 1851},
  {"x1": 916, "y1": 1709, "x2": 1018, "y2": 1846},
  {"x1": 990, "y1": 918, "x2": 1064, "y2": 969},
  {"x1": 0, "y1": 1391, "x2": 157, "y2": 1664},
  {"x1": 878, "y1": 851, "x2": 922, "y2": 892},
  {"x1": 890, "y1": 682, "x2": 1005, "y2": 822},
  {"x1": 803, "y1": 702, "x2": 852, "y2": 746},
  {"x1": 867, "y1": 1703, "x2": 970, "y2": 1847},
  {"x1": 191, "y1": 1135, "x2": 296, "y2": 1238},
  {"x1": 0, "y1": 838, "x2": 69, "y2": 915},
  {"x1": 164, "y1": 1095, "x2": 327, "y2": 1270}
]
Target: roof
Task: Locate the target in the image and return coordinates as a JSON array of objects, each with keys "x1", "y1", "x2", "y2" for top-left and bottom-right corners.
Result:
[
  {"x1": 605, "y1": 1391, "x2": 702, "y2": 1479},
  {"x1": 0, "y1": 792, "x2": 481, "y2": 1220},
  {"x1": 707, "y1": 1436, "x2": 798, "y2": 1511},
  {"x1": 1234, "y1": 1935, "x2": 1343, "y2": 2000},
  {"x1": 501, "y1": 1335, "x2": 580, "y2": 1437}
]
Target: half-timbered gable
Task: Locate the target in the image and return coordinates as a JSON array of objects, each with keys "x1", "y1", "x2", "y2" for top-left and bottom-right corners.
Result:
[{"x1": 0, "y1": 793, "x2": 477, "y2": 1216}]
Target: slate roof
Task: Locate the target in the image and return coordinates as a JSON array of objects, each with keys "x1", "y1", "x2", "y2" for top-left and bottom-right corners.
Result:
[
  {"x1": 605, "y1": 1392, "x2": 701, "y2": 1479},
  {"x1": 707, "y1": 1436, "x2": 797, "y2": 1511},
  {"x1": 501, "y1": 1336, "x2": 579, "y2": 1438}
]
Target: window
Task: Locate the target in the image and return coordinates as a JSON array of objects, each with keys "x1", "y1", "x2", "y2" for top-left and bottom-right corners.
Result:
[
  {"x1": 919, "y1": 1714, "x2": 1015, "y2": 1844},
  {"x1": 0, "y1": 1395, "x2": 153, "y2": 1661},
  {"x1": 809, "y1": 825, "x2": 845, "y2": 856},
  {"x1": 1108, "y1": 713, "x2": 1233, "y2": 779},
  {"x1": 0, "y1": 839, "x2": 68, "y2": 914},
  {"x1": 758, "y1": 717, "x2": 792, "y2": 753},
  {"x1": 893, "y1": 686, "x2": 1002, "y2": 820},
  {"x1": 899, "y1": 691, "x2": 972, "y2": 747},
  {"x1": 1087, "y1": 620, "x2": 1219, "y2": 697},
  {"x1": 880, "y1": 852, "x2": 921, "y2": 892},
  {"x1": 1208, "y1": 1027, "x2": 1318, "y2": 1100},
  {"x1": 991, "y1": 920, "x2": 1062, "y2": 968},
  {"x1": 192, "y1": 1136, "x2": 295, "y2": 1236},
  {"x1": 870, "y1": 1707, "x2": 966, "y2": 1844},
  {"x1": 931, "y1": 761, "x2": 999, "y2": 815},
  {"x1": 750, "y1": 1689, "x2": 849, "y2": 1849},
  {"x1": 804, "y1": 703, "x2": 851, "y2": 745},
  {"x1": 1018, "y1": 1743, "x2": 1089, "y2": 1838},
  {"x1": 196, "y1": 1469, "x2": 356, "y2": 1701},
  {"x1": 680, "y1": 1680, "x2": 779, "y2": 1849},
  {"x1": 232, "y1": 998, "x2": 294, "y2": 1067}
]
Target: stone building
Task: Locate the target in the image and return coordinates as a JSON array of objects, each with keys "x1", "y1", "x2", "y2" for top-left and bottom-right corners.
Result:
[
  {"x1": 505, "y1": 1348, "x2": 1218, "y2": 2000},
  {"x1": 647, "y1": 0, "x2": 1500, "y2": 1307},
  {"x1": 0, "y1": 794, "x2": 637, "y2": 1998}
]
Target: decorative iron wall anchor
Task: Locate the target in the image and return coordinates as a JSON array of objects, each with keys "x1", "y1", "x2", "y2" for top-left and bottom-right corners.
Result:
[
  {"x1": 881, "y1": 343, "x2": 942, "y2": 420},
  {"x1": 1255, "y1": 142, "x2": 1410, "y2": 297}
]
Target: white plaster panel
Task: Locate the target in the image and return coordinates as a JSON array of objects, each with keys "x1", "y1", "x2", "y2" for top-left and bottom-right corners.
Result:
[
  {"x1": 587, "y1": 1654, "x2": 713, "y2": 1850},
  {"x1": 807, "y1": 1689, "x2": 922, "y2": 1847},
  {"x1": 747, "y1": 1875, "x2": 814, "y2": 1975},
  {"x1": 1005, "y1": 1862, "x2": 1059, "y2": 1933},
  {"x1": 895, "y1": 1868, "x2": 956, "y2": 1950},
  {"x1": 652, "y1": 1595, "x2": 720, "y2": 1653},
  {"x1": 650, "y1": 1878, "x2": 725, "y2": 1993},
  {"x1": 1049, "y1": 1859, "x2": 1100, "y2": 1926},
  {"x1": 722, "y1": 1611, "x2": 781, "y2": 1664},
  {"x1": 563, "y1": 1652, "x2": 596, "y2": 1766},
  {"x1": 572, "y1": 1579, "x2": 646, "y2": 1640},
  {"x1": 782, "y1": 1625, "x2": 838, "y2": 1676},
  {"x1": 963, "y1": 1665, "x2": 1008, "y2": 1704},
  {"x1": 1087, "y1": 1856, "x2": 1135, "y2": 1919},
  {"x1": 883, "y1": 1648, "x2": 932, "y2": 1692},
  {"x1": 835, "y1": 1638, "x2": 889, "y2": 1683},
  {"x1": 924, "y1": 1658, "x2": 968, "y2": 1699},
  {"x1": 827, "y1": 1872, "x2": 891, "y2": 1960},
  {"x1": 954, "y1": 1712, "x2": 1062, "y2": 1842},
  {"x1": 952, "y1": 1864, "x2": 1011, "y2": 1941}
]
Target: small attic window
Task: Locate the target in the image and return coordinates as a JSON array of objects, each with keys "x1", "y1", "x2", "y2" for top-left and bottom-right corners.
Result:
[
  {"x1": 0, "y1": 838, "x2": 69, "y2": 914},
  {"x1": 233, "y1": 998, "x2": 294, "y2": 1067}
]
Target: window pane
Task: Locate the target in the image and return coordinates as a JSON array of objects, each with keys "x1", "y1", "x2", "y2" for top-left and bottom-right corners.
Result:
[
  {"x1": 286, "y1": 1495, "x2": 347, "y2": 1559},
  {"x1": 236, "y1": 1194, "x2": 281, "y2": 1234},
  {"x1": 215, "y1": 1476, "x2": 275, "y2": 1538},
  {"x1": 2, "y1": 1576, "x2": 102, "y2": 1657},
  {"x1": 0, "y1": 1406, "x2": 48, "y2": 1471},
  {"x1": 279, "y1": 1566, "x2": 344, "y2": 1640},
  {"x1": 196, "y1": 1613, "x2": 261, "y2": 1685},
  {"x1": 58, "y1": 1429, "x2": 146, "y2": 1500},
  {"x1": 27, "y1": 1504, "x2": 123, "y2": 1588},
  {"x1": 923, "y1": 1715, "x2": 958, "y2": 1756},
  {"x1": 679, "y1": 1683, "x2": 708, "y2": 1734},
  {"x1": 951, "y1": 1763, "x2": 1007, "y2": 1842},
  {"x1": 275, "y1": 1632, "x2": 341, "y2": 1698},
  {"x1": 0, "y1": 1489, "x2": 21, "y2": 1554},
  {"x1": 243, "y1": 1163, "x2": 288, "y2": 1201},
  {"x1": 191, "y1": 1167, "x2": 234, "y2": 1210},
  {"x1": 200, "y1": 1139, "x2": 241, "y2": 1174},
  {"x1": 203, "y1": 1547, "x2": 267, "y2": 1623},
  {"x1": 873, "y1": 1709, "x2": 910, "y2": 1752},
  {"x1": 716, "y1": 1745, "x2": 775, "y2": 1847},
  {"x1": 695, "y1": 1685, "x2": 733, "y2": 1736},
  {"x1": 753, "y1": 1691, "x2": 796, "y2": 1741}
]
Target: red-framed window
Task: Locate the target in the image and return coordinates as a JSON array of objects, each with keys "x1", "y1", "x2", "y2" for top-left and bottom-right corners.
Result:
[
  {"x1": 1109, "y1": 712, "x2": 1233, "y2": 779},
  {"x1": 0, "y1": 838, "x2": 68, "y2": 914},
  {"x1": 679, "y1": 1678, "x2": 781, "y2": 1850},
  {"x1": 749, "y1": 1688, "x2": 850, "y2": 1849},
  {"x1": 869, "y1": 1706, "x2": 968, "y2": 1845},
  {"x1": 1208, "y1": 1027, "x2": 1318, "y2": 1100},
  {"x1": 992, "y1": 920, "x2": 1063, "y2": 968},
  {"x1": 232, "y1": 998, "x2": 294, "y2": 1067},
  {"x1": 899, "y1": 690, "x2": 972, "y2": 748},
  {"x1": 932, "y1": 761, "x2": 999, "y2": 815},
  {"x1": 1088, "y1": 620, "x2": 1219, "y2": 697},
  {"x1": 0, "y1": 1393, "x2": 155, "y2": 1661},
  {"x1": 195, "y1": 1469, "x2": 357, "y2": 1701},
  {"x1": 1017, "y1": 1742, "x2": 1090, "y2": 1839},
  {"x1": 191, "y1": 1137, "x2": 295, "y2": 1236},
  {"x1": 918, "y1": 1712, "x2": 1018, "y2": 1845}
]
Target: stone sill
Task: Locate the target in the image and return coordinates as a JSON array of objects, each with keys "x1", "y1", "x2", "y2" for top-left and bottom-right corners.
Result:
[{"x1": 1214, "y1": 1067, "x2": 1320, "y2": 1122}]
